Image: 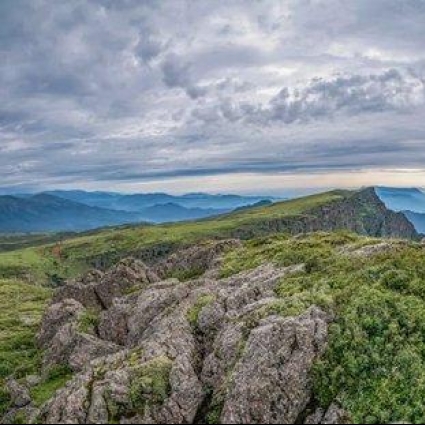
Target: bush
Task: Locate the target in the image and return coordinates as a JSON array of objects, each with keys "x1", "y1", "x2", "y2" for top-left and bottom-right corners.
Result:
[{"x1": 380, "y1": 269, "x2": 411, "y2": 292}]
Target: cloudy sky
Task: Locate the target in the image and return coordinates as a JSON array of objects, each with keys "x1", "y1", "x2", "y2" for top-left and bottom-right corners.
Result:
[{"x1": 1, "y1": 0, "x2": 425, "y2": 195}]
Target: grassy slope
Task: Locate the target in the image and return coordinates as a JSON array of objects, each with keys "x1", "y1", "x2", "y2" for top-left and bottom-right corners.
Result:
[
  {"x1": 0, "y1": 279, "x2": 52, "y2": 415},
  {"x1": 221, "y1": 232, "x2": 425, "y2": 424},
  {"x1": 0, "y1": 190, "x2": 344, "y2": 284}
]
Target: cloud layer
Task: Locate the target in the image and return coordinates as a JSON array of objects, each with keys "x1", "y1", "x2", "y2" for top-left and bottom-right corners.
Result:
[{"x1": 1, "y1": 0, "x2": 425, "y2": 193}]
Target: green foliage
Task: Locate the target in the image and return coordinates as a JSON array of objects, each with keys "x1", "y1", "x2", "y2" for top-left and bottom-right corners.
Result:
[
  {"x1": 187, "y1": 295, "x2": 216, "y2": 329},
  {"x1": 205, "y1": 388, "x2": 226, "y2": 424},
  {"x1": 380, "y1": 269, "x2": 412, "y2": 291},
  {"x1": 0, "y1": 382, "x2": 11, "y2": 417},
  {"x1": 129, "y1": 356, "x2": 172, "y2": 415},
  {"x1": 221, "y1": 231, "x2": 425, "y2": 424},
  {"x1": 0, "y1": 280, "x2": 51, "y2": 380},
  {"x1": 30, "y1": 364, "x2": 73, "y2": 407},
  {"x1": 77, "y1": 309, "x2": 100, "y2": 334},
  {"x1": 0, "y1": 279, "x2": 51, "y2": 415}
]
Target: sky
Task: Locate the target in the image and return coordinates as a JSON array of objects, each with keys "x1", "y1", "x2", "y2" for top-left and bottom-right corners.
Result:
[{"x1": 1, "y1": 0, "x2": 425, "y2": 195}]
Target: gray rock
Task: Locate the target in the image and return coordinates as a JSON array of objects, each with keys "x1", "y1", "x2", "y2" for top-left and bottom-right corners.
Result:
[
  {"x1": 98, "y1": 302, "x2": 130, "y2": 345},
  {"x1": 6, "y1": 379, "x2": 31, "y2": 408},
  {"x1": 42, "y1": 322, "x2": 121, "y2": 372},
  {"x1": 35, "y1": 256, "x2": 335, "y2": 424},
  {"x1": 322, "y1": 403, "x2": 351, "y2": 424},
  {"x1": 37, "y1": 299, "x2": 84, "y2": 349},
  {"x1": 155, "y1": 239, "x2": 242, "y2": 279},
  {"x1": 94, "y1": 258, "x2": 159, "y2": 308},
  {"x1": 221, "y1": 306, "x2": 330, "y2": 424},
  {"x1": 52, "y1": 282, "x2": 102, "y2": 311},
  {"x1": 25, "y1": 375, "x2": 42, "y2": 388}
]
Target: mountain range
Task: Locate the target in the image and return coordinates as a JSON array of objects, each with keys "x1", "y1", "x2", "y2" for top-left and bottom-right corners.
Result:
[
  {"x1": 0, "y1": 191, "x2": 275, "y2": 233},
  {"x1": 1, "y1": 187, "x2": 424, "y2": 234}
]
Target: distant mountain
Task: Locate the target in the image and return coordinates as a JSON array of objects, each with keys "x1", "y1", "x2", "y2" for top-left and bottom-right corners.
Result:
[
  {"x1": 375, "y1": 187, "x2": 425, "y2": 213},
  {"x1": 44, "y1": 190, "x2": 276, "y2": 212},
  {"x1": 0, "y1": 194, "x2": 143, "y2": 233},
  {"x1": 403, "y1": 211, "x2": 425, "y2": 234},
  {"x1": 137, "y1": 203, "x2": 227, "y2": 223},
  {"x1": 232, "y1": 199, "x2": 273, "y2": 212}
]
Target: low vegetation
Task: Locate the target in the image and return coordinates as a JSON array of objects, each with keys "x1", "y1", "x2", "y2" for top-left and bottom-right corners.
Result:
[
  {"x1": 30, "y1": 365, "x2": 73, "y2": 407},
  {"x1": 129, "y1": 357, "x2": 173, "y2": 415},
  {"x1": 0, "y1": 279, "x2": 51, "y2": 415},
  {"x1": 187, "y1": 295, "x2": 216, "y2": 329},
  {"x1": 221, "y1": 232, "x2": 425, "y2": 424}
]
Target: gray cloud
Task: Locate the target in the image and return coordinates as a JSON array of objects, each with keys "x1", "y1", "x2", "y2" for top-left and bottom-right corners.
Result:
[{"x1": 0, "y1": 0, "x2": 425, "y2": 193}]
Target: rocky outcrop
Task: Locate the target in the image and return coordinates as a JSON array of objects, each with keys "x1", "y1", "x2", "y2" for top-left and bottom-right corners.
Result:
[
  {"x1": 52, "y1": 258, "x2": 160, "y2": 310},
  {"x1": 227, "y1": 188, "x2": 419, "y2": 241},
  {"x1": 221, "y1": 308, "x2": 329, "y2": 424},
  {"x1": 28, "y1": 247, "x2": 346, "y2": 424},
  {"x1": 154, "y1": 239, "x2": 242, "y2": 279}
]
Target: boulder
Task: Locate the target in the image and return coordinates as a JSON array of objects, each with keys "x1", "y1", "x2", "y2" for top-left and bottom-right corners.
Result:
[
  {"x1": 6, "y1": 379, "x2": 31, "y2": 408},
  {"x1": 221, "y1": 306, "x2": 329, "y2": 424},
  {"x1": 37, "y1": 299, "x2": 85, "y2": 348}
]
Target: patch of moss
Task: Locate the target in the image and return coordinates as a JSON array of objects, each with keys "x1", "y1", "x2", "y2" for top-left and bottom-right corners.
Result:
[
  {"x1": 129, "y1": 356, "x2": 173, "y2": 416},
  {"x1": 205, "y1": 389, "x2": 226, "y2": 424},
  {"x1": 167, "y1": 266, "x2": 205, "y2": 282},
  {"x1": 10, "y1": 411, "x2": 27, "y2": 424},
  {"x1": 187, "y1": 295, "x2": 216, "y2": 329},
  {"x1": 77, "y1": 309, "x2": 100, "y2": 334}
]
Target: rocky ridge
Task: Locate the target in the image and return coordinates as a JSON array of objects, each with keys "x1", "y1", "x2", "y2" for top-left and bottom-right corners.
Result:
[{"x1": 3, "y1": 240, "x2": 349, "y2": 424}]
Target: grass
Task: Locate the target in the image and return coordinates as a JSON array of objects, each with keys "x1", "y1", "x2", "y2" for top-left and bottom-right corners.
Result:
[
  {"x1": 30, "y1": 365, "x2": 73, "y2": 407},
  {"x1": 0, "y1": 279, "x2": 52, "y2": 415},
  {"x1": 220, "y1": 231, "x2": 425, "y2": 424}
]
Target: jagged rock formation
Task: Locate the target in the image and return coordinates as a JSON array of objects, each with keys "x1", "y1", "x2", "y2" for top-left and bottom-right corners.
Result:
[
  {"x1": 6, "y1": 240, "x2": 350, "y2": 424},
  {"x1": 228, "y1": 188, "x2": 418, "y2": 241}
]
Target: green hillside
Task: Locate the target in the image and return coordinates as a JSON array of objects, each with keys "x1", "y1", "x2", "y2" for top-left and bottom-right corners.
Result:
[{"x1": 0, "y1": 190, "x2": 344, "y2": 284}]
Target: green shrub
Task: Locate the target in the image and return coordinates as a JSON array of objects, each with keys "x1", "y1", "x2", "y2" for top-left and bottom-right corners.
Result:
[
  {"x1": 0, "y1": 383, "x2": 11, "y2": 417},
  {"x1": 380, "y1": 269, "x2": 412, "y2": 292}
]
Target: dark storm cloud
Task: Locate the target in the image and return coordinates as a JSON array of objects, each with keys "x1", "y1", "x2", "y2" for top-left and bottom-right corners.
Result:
[{"x1": 1, "y1": 0, "x2": 425, "y2": 191}]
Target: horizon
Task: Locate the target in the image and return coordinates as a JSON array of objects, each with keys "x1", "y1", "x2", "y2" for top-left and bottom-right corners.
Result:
[
  {"x1": 1, "y1": 1, "x2": 425, "y2": 193},
  {"x1": 0, "y1": 184, "x2": 424, "y2": 199}
]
